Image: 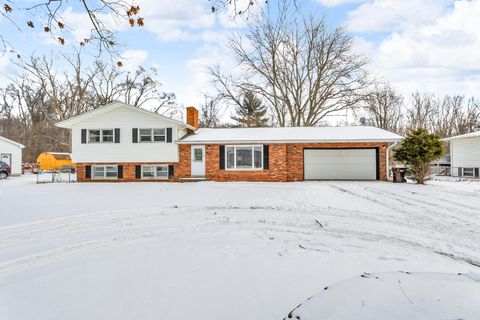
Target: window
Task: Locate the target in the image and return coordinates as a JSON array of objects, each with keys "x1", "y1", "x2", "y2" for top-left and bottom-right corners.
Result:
[
  {"x1": 92, "y1": 165, "x2": 118, "y2": 179},
  {"x1": 139, "y1": 129, "x2": 152, "y2": 142},
  {"x1": 89, "y1": 130, "x2": 100, "y2": 143},
  {"x1": 226, "y1": 145, "x2": 263, "y2": 170},
  {"x1": 156, "y1": 165, "x2": 168, "y2": 178},
  {"x1": 141, "y1": 165, "x2": 169, "y2": 179},
  {"x1": 138, "y1": 128, "x2": 166, "y2": 143},
  {"x1": 102, "y1": 130, "x2": 114, "y2": 142},
  {"x1": 462, "y1": 168, "x2": 475, "y2": 177},
  {"x1": 153, "y1": 129, "x2": 166, "y2": 142},
  {"x1": 88, "y1": 129, "x2": 114, "y2": 143},
  {"x1": 193, "y1": 148, "x2": 203, "y2": 162}
]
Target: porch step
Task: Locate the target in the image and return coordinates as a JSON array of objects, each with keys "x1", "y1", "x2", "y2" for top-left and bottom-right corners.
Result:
[{"x1": 179, "y1": 177, "x2": 207, "y2": 182}]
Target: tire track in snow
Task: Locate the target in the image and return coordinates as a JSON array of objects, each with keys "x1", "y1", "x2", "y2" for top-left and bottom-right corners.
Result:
[
  {"x1": 364, "y1": 186, "x2": 479, "y2": 219},
  {"x1": 1, "y1": 198, "x2": 479, "y2": 279}
]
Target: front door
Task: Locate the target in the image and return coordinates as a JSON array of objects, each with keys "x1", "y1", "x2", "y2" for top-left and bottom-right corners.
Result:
[
  {"x1": 191, "y1": 145, "x2": 205, "y2": 177},
  {"x1": 1, "y1": 153, "x2": 11, "y2": 166}
]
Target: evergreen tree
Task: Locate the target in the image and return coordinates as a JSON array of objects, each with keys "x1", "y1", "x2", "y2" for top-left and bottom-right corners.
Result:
[
  {"x1": 394, "y1": 128, "x2": 444, "y2": 184},
  {"x1": 231, "y1": 91, "x2": 269, "y2": 127}
]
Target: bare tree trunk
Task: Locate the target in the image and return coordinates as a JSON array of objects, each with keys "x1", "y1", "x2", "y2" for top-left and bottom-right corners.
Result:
[{"x1": 211, "y1": 1, "x2": 370, "y2": 127}]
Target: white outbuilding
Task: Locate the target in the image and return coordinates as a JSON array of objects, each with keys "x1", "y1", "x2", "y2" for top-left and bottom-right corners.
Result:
[
  {"x1": 0, "y1": 135, "x2": 25, "y2": 176},
  {"x1": 444, "y1": 130, "x2": 480, "y2": 178}
]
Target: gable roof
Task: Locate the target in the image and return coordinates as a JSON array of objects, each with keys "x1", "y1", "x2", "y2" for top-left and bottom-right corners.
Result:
[
  {"x1": 443, "y1": 130, "x2": 480, "y2": 141},
  {"x1": 55, "y1": 101, "x2": 195, "y2": 130},
  {"x1": 0, "y1": 135, "x2": 25, "y2": 148},
  {"x1": 178, "y1": 126, "x2": 403, "y2": 144},
  {"x1": 46, "y1": 152, "x2": 71, "y2": 160}
]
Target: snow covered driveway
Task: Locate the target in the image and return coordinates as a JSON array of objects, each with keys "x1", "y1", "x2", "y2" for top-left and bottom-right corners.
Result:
[{"x1": 0, "y1": 175, "x2": 479, "y2": 319}]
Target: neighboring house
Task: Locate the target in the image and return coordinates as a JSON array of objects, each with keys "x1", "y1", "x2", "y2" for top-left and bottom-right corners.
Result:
[
  {"x1": 56, "y1": 102, "x2": 403, "y2": 182},
  {"x1": 36, "y1": 152, "x2": 73, "y2": 171},
  {"x1": 444, "y1": 131, "x2": 480, "y2": 178},
  {"x1": 0, "y1": 135, "x2": 25, "y2": 176}
]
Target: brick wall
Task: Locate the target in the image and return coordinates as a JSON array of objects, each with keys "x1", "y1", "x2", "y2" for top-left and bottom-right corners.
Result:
[
  {"x1": 201, "y1": 142, "x2": 387, "y2": 182},
  {"x1": 77, "y1": 162, "x2": 181, "y2": 182},
  {"x1": 204, "y1": 144, "x2": 288, "y2": 182},
  {"x1": 76, "y1": 142, "x2": 388, "y2": 182}
]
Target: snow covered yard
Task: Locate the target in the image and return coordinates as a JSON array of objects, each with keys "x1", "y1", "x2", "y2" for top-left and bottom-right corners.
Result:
[{"x1": 0, "y1": 175, "x2": 479, "y2": 319}]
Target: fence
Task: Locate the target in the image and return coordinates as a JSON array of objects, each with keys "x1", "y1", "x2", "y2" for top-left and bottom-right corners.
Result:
[
  {"x1": 36, "y1": 171, "x2": 76, "y2": 183},
  {"x1": 430, "y1": 166, "x2": 450, "y2": 176}
]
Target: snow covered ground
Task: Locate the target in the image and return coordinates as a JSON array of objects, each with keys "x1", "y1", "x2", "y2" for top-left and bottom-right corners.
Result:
[
  {"x1": 286, "y1": 272, "x2": 480, "y2": 320},
  {"x1": 0, "y1": 175, "x2": 479, "y2": 319}
]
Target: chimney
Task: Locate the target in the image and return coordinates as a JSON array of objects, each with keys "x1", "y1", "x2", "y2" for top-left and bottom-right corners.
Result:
[{"x1": 186, "y1": 106, "x2": 199, "y2": 133}]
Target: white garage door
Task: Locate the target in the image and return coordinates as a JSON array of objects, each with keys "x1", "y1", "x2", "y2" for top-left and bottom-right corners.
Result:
[{"x1": 304, "y1": 149, "x2": 377, "y2": 180}]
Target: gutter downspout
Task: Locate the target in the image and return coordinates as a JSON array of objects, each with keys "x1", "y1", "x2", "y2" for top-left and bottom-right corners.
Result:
[{"x1": 386, "y1": 142, "x2": 399, "y2": 180}]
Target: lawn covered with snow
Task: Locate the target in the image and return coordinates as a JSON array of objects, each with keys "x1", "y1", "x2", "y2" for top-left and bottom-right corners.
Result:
[{"x1": 0, "y1": 175, "x2": 479, "y2": 319}]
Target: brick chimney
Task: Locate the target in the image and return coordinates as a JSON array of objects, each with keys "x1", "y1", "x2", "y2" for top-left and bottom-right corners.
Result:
[{"x1": 186, "y1": 106, "x2": 199, "y2": 133}]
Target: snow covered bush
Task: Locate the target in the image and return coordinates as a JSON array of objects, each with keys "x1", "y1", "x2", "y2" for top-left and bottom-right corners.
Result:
[{"x1": 394, "y1": 128, "x2": 444, "y2": 184}]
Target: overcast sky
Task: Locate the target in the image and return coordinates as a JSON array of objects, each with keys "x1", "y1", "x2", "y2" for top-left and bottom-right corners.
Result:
[{"x1": 2, "y1": 0, "x2": 479, "y2": 110}]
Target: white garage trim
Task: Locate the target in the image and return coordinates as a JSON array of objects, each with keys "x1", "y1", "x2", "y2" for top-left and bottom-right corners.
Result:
[{"x1": 304, "y1": 148, "x2": 379, "y2": 180}]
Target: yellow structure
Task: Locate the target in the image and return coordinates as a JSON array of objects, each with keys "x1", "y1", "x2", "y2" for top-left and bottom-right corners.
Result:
[{"x1": 36, "y1": 152, "x2": 73, "y2": 171}]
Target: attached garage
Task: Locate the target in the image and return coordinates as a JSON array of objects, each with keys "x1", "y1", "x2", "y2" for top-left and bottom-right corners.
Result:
[
  {"x1": 304, "y1": 148, "x2": 379, "y2": 180},
  {"x1": 176, "y1": 126, "x2": 404, "y2": 182}
]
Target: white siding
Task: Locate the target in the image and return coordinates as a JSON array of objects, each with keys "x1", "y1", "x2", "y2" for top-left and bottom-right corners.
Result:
[
  {"x1": 0, "y1": 139, "x2": 23, "y2": 175},
  {"x1": 71, "y1": 106, "x2": 186, "y2": 163},
  {"x1": 451, "y1": 137, "x2": 480, "y2": 170}
]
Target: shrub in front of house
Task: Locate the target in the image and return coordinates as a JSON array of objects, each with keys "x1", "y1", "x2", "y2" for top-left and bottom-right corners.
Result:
[{"x1": 394, "y1": 128, "x2": 444, "y2": 184}]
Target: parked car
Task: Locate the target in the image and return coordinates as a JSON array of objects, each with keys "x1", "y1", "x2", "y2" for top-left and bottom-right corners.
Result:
[
  {"x1": 32, "y1": 163, "x2": 40, "y2": 174},
  {"x1": 0, "y1": 161, "x2": 11, "y2": 179}
]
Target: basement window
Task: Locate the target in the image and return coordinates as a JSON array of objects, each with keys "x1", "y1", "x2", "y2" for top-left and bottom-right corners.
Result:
[
  {"x1": 462, "y1": 168, "x2": 474, "y2": 177},
  {"x1": 92, "y1": 165, "x2": 118, "y2": 179},
  {"x1": 226, "y1": 145, "x2": 263, "y2": 170},
  {"x1": 141, "y1": 165, "x2": 168, "y2": 179}
]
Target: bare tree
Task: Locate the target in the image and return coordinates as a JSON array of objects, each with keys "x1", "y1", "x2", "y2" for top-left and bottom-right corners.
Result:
[
  {"x1": 405, "y1": 92, "x2": 435, "y2": 132},
  {"x1": 89, "y1": 62, "x2": 179, "y2": 117},
  {"x1": 211, "y1": 1, "x2": 370, "y2": 127},
  {"x1": 449, "y1": 96, "x2": 480, "y2": 135},
  {"x1": 1, "y1": 1, "x2": 144, "y2": 56},
  {"x1": 0, "y1": 1, "x2": 267, "y2": 57},
  {"x1": 0, "y1": 52, "x2": 178, "y2": 161},
  {"x1": 406, "y1": 93, "x2": 480, "y2": 137},
  {"x1": 357, "y1": 84, "x2": 403, "y2": 133},
  {"x1": 199, "y1": 95, "x2": 222, "y2": 128}
]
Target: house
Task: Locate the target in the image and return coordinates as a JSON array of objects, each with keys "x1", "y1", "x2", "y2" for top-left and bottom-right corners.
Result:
[
  {"x1": 36, "y1": 152, "x2": 73, "y2": 171},
  {"x1": 443, "y1": 131, "x2": 480, "y2": 178},
  {"x1": 56, "y1": 102, "x2": 403, "y2": 182},
  {"x1": 0, "y1": 135, "x2": 25, "y2": 176}
]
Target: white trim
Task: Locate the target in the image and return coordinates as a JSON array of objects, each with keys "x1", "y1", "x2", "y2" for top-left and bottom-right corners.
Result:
[
  {"x1": 443, "y1": 131, "x2": 480, "y2": 141},
  {"x1": 92, "y1": 165, "x2": 118, "y2": 179},
  {"x1": 55, "y1": 101, "x2": 195, "y2": 130},
  {"x1": 88, "y1": 128, "x2": 115, "y2": 144},
  {"x1": 386, "y1": 142, "x2": 399, "y2": 178},
  {"x1": 0, "y1": 135, "x2": 25, "y2": 148},
  {"x1": 191, "y1": 145, "x2": 206, "y2": 177},
  {"x1": 141, "y1": 164, "x2": 169, "y2": 179},
  {"x1": 177, "y1": 139, "x2": 403, "y2": 144},
  {"x1": 462, "y1": 167, "x2": 475, "y2": 177},
  {"x1": 138, "y1": 128, "x2": 167, "y2": 143},
  {"x1": 225, "y1": 145, "x2": 264, "y2": 171}
]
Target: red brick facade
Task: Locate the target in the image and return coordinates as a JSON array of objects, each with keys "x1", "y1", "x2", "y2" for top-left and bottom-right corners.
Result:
[
  {"x1": 76, "y1": 142, "x2": 388, "y2": 182},
  {"x1": 76, "y1": 162, "x2": 180, "y2": 182},
  {"x1": 201, "y1": 142, "x2": 387, "y2": 182}
]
